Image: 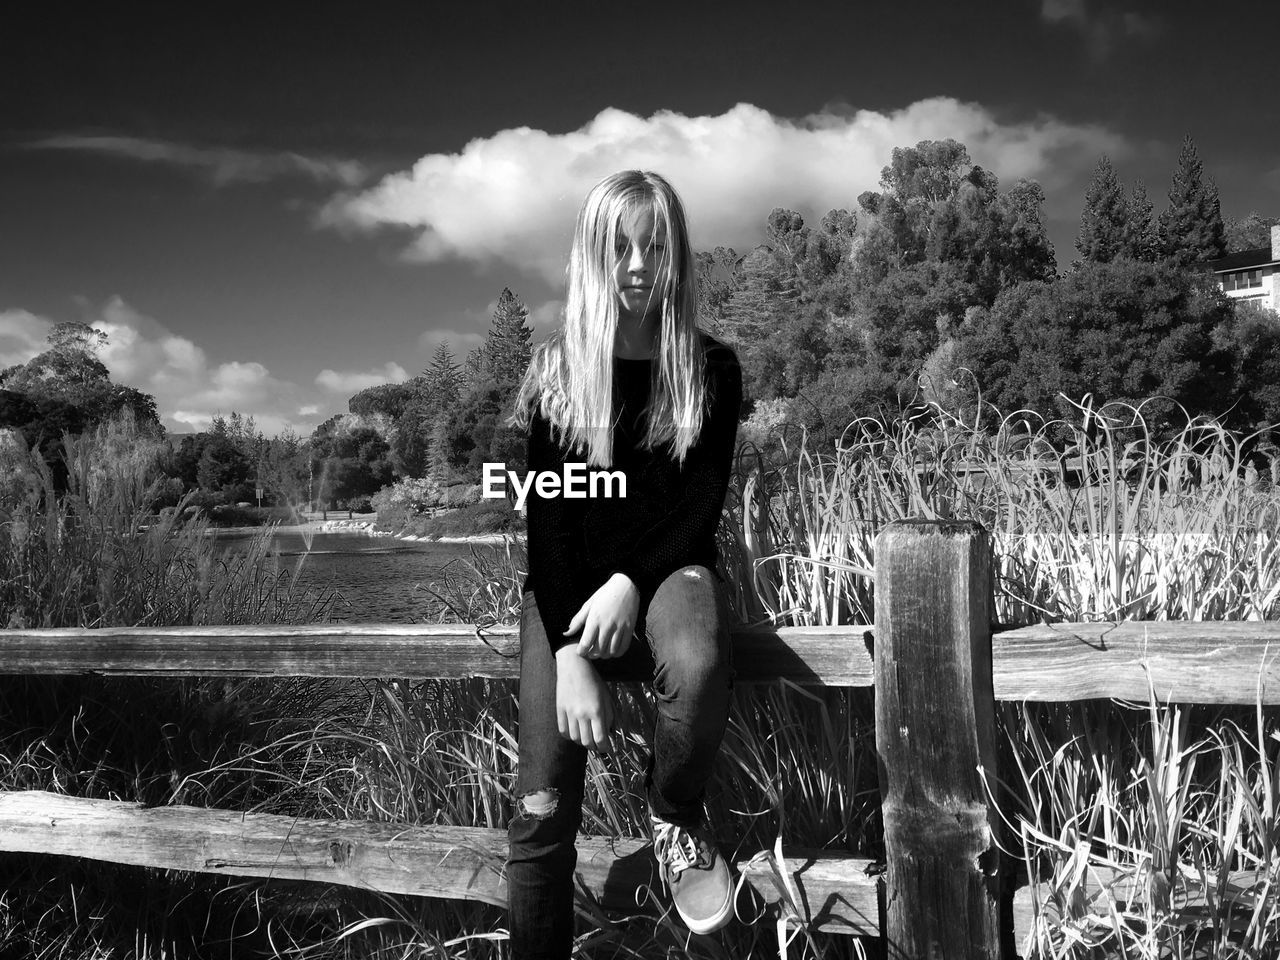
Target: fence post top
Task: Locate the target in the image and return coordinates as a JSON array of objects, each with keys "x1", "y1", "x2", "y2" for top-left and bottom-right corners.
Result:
[{"x1": 875, "y1": 518, "x2": 988, "y2": 541}]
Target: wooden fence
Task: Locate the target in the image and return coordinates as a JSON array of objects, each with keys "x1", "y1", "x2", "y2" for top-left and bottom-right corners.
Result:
[{"x1": 3, "y1": 520, "x2": 1280, "y2": 957}]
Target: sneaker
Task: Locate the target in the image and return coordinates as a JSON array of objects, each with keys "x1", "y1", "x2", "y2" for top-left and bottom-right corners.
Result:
[{"x1": 650, "y1": 813, "x2": 733, "y2": 935}]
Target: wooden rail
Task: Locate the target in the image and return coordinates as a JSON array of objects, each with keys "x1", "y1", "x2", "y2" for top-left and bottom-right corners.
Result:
[
  {"x1": 3, "y1": 519, "x2": 1279, "y2": 957},
  {"x1": 5, "y1": 621, "x2": 1279, "y2": 703}
]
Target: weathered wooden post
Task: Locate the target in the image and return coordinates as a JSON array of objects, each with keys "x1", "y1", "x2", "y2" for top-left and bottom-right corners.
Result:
[{"x1": 874, "y1": 520, "x2": 1003, "y2": 959}]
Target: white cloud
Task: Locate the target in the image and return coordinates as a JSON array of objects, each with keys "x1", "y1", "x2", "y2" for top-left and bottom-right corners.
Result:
[
  {"x1": 27, "y1": 135, "x2": 368, "y2": 187},
  {"x1": 315, "y1": 362, "x2": 409, "y2": 394},
  {"x1": 0, "y1": 309, "x2": 54, "y2": 368},
  {"x1": 93, "y1": 298, "x2": 320, "y2": 434},
  {"x1": 3, "y1": 298, "x2": 323, "y2": 435},
  {"x1": 319, "y1": 99, "x2": 1128, "y2": 283},
  {"x1": 299, "y1": 404, "x2": 320, "y2": 416},
  {"x1": 415, "y1": 327, "x2": 485, "y2": 357},
  {"x1": 530, "y1": 299, "x2": 564, "y2": 331}
]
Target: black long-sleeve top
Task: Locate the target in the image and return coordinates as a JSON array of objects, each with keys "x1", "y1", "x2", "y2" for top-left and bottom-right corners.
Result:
[{"x1": 522, "y1": 334, "x2": 742, "y2": 653}]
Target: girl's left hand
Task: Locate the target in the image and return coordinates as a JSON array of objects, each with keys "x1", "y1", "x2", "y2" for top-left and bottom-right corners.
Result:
[{"x1": 565, "y1": 573, "x2": 640, "y2": 659}]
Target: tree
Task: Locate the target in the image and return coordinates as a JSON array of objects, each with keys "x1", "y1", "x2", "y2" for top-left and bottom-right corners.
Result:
[
  {"x1": 309, "y1": 421, "x2": 394, "y2": 508},
  {"x1": 695, "y1": 246, "x2": 742, "y2": 339},
  {"x1": 1156, "y1": 135, "x2": 1226, "y2": 266},
  {"x1": 739, "y1": 301, "x2": 830, "y2": 403},
  {"x1": 390, "y1": 401, "x2": 432, "y2": 478},
  {"x1": 425, "y1": 411, "x2": 455, "y2": 484},
  {"x1": 1122, "y1": 180, "x2": 1159, "y2": 262},
  {"x1": 764, "y1": 208, "x2": 810, "y2": 276},
  {"x1": 1224, "y1": 213, "x2": 1280, "y2": 254},
  {"x1": 424, "y1": 341, "x2": 462, "y2": 410},
  {"x1": 719, "y1": 245, "x2": 801, "y2": 346},
  {"x1": 797, "y1": 209, "x2": 857, "y2": 297},
  {"x1": 850, "y1": 142, "x2": 1054, "y2": 307},
  {"x1": 1076, "y1": 156, "x2": 1129, "y2": 263},
  {"x1": 0, "y1": 322, "x2": 159, "y2": 430},
  {"x1": 1211, "y1": 300, "x2": 1280, "y2": 428},
  {"x1": 483, "y1": 288, "x2": 533, "y2": 387},
  {"x1": 879, "y1": 139, "x2": 972, "y2": 205},
  {"x1": 953, "y1": 260, "x2": 1235, "y2": 437},
  {"x1": 196, "y1": 435, "x2": 252, "y2": 499},
  {"x1": 349, "y1": 382, "x2": 415, "y2": 419},
  {"x1": 462, "y1": 346, "x2": 486, "y2": 392},
  {"x1": 447, "y1": 381, "x2": 524, "y2": 476}
]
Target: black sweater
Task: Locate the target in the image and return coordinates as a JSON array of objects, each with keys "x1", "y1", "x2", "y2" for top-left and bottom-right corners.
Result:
[{"x1": 522, "y1": 335, "x2": 742, "y2": 652}]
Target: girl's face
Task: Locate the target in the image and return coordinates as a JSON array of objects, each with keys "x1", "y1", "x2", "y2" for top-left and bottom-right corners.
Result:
[{"x1": 612, "y1": 205, "x2": 670, "y2": 322}]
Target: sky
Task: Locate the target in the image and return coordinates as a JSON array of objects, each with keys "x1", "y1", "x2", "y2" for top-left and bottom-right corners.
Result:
[{"x1": 3, "y1": 1, "x2": 1277, "y2": 437}]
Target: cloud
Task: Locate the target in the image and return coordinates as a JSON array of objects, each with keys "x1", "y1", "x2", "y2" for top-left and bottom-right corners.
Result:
[
  {"x1": 315, "y1": 362, "x2": 409, "y2": 394},
  {"x1": 27, "y1": 135, "x2": 368, "y2": 187},
  {"x1": 415, "y1": 327, "x2": 485, "y2": 357},
  {"x1": 529, "y1": 299, "x2": 565, "y2": 331},
  {"x1": 1039, "y1": 0, "x2": 1162, "y2": 56},
  {"x1": 0, "y1": 309, "x2": 54, "y2": 368},
  {"x1": 319, "y1": 99, "x2": 1128, "y2": 282},
  {"x1": 90, "y1": 297, "x2": 321, "y2": 434},
  {"x1": 2, "y1": 298, "x2": 325, "y2": 435}
]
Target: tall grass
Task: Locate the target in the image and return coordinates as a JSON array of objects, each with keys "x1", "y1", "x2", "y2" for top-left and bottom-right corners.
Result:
[
  {"x1": 0, "y1": 417, "x2": 346, "y2": 958},
  {"x1": 716, "y1": 394, "x2": 1280, "y2": 958},
  {"x1": 4, "y1": 396, "x2": 1279, "y2": 958}
]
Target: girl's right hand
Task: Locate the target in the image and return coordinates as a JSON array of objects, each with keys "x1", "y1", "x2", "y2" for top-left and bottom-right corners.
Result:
[{"x1": 554, "y1": 646, "x2": 614, "y2": 753}]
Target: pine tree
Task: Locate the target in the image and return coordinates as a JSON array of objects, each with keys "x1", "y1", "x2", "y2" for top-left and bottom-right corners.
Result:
[
  {"x1": 1076, "y1": 156, "x2": 1129, "y2": 263},
  {"x1": 462, "y1": 346, "x2": 486, "y2": 392},
  {"x1": 719, "y1": 245, "x2": 800, "y2": 345},
  {"x1": 426, "y1": 411, "x2": 454, "y2": 484},
  {"x1": 1122, "y1": 179, "x2": 1159, "y2": 261},
  {"x1": 424, "y1": 340, "x2": 462, "y2": 410},
  {"x1": 484, "y1": 288, "x2": 533, "y2": 386},
  {"x1": 1157, "y1": 135, "x2": 1226, "y2": 266}
]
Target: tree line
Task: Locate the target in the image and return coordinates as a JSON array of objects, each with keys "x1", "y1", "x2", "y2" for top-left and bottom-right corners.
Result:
[
  {"x1": 698, "y1": 135, "x2": 1278, "y2": 450},
  {"x1": 0, "y1": 289, "x2": 535, "y2": 512},
  {"x1": 3, "y1": 134, "x2": 1276, "y2": 514}
]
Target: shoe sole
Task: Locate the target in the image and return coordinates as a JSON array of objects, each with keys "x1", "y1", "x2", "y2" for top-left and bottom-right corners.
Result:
[{"x1": 676, "y1": 881, "x2": 733, "y2": 935}]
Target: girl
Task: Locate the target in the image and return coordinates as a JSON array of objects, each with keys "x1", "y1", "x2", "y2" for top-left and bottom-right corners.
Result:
[{"x1": 504, "y1": 170, "x2": 743, "y2": 958}]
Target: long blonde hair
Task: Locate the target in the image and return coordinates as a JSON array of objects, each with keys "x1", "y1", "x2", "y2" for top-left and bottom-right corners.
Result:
[{"x1": 508, "y1": 170, "x2": 706, "y2": 468}]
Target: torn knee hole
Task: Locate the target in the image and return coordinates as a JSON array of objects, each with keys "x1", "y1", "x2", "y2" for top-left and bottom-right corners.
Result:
[
  {"x1": 518, "y1": 788, "x2": 559, "y2": 819},
  {"x1": 682, "y1": 568, "x2": 702, "y2": 579}
]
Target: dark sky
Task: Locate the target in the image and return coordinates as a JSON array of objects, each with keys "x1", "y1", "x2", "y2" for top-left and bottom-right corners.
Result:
[{"x1": 3, "y1": 1, "x2": 1276, "y2": 433}]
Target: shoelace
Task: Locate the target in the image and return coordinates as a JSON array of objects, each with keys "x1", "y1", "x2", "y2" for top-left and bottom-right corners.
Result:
[{"x1": 651, "y1": 818, "x2": 708, "y2": 877}]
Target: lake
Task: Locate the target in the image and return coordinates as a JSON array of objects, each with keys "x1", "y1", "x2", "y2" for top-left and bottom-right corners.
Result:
[{"x1": 215, "y1": 530, "x2": 518, "y2": 623}]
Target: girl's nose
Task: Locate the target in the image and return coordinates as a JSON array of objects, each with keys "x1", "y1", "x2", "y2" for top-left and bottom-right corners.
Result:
[{"x1": 627, "y1": 244, "x2": 649, "y2": 273}]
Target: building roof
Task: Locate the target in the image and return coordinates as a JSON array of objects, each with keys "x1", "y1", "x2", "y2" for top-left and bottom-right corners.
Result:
[{"x1": 1210, "y1": 246, "x2": 1278, "y2": 272}]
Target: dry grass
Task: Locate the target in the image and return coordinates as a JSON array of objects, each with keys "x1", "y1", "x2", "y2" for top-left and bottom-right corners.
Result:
[{"x1": 3, "y1": 395, "x2": 1280, "y2": 958}]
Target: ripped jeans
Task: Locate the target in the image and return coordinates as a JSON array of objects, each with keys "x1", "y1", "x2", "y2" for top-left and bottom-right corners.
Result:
[{"x1": 505, "y1": 565, "x2": 735, "y2": 960}]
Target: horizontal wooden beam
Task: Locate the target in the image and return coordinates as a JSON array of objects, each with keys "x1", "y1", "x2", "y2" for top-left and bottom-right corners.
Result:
[
  {"x1": 6, "y1": 621, "x2": 1280, "y2": 703},
  {"x1": 0, "y1": 624, "x2": 875, "y2": 686},
  {"x1": 7, "y1": 791, "x2": 1268, "y2": 945},
  {"x1": 0, "y1": 791, "x2": 880, "y2": 935},
  {"x1": 992, "y1": 621, "x2": 1280, "y2": 704}
]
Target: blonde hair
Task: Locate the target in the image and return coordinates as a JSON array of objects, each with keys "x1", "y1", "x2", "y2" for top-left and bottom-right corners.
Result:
[{"x1": 508, "y1": 170, "x2": 707, "y2": 468}]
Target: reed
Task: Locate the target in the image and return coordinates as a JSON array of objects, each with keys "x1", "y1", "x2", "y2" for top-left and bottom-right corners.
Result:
[
  {"x1": 3, "y1": 394, "x2": 1279, "y2": 958},
  {"x1": 0, "y1": 417, "x2": 345, "y2": 957}
]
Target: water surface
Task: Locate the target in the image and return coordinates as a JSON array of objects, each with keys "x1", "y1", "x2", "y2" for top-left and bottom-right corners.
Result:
[{"x1": 216, "y1": 530, "x2": 514, "y2": 623}]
